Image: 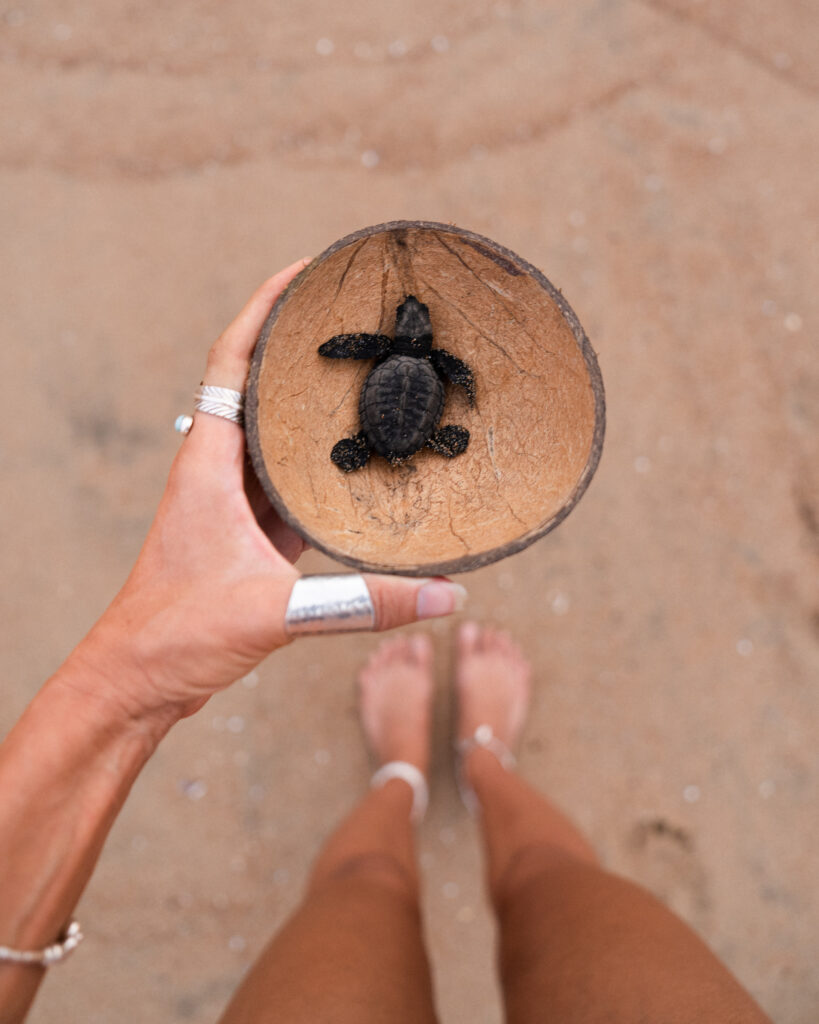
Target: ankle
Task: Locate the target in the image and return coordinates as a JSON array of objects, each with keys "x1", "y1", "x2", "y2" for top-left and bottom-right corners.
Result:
[
  {"x1": 371, "y1": 763, "x2": 429, "y2": 823},
  {"x1": 464, "y1": 745, "x2": 511, "y2": 787}
]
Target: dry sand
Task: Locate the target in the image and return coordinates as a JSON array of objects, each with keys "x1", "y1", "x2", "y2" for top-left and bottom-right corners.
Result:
[{"x1": 1, "y1": 1, "x2": 817, "y2": 1021}]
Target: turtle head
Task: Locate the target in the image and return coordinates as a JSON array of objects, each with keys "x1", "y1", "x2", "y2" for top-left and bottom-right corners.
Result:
[{"x1": 393, "y1": 295, "x2": 433, "y2": 355}]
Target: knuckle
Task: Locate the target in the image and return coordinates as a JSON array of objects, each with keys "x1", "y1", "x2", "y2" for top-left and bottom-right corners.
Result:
[
  {"x1": 367, "y1": 578, "x2": 411, "y2": 632},
  {"x1": 366, "y1": 580, "x2": 388, "y2": 630}
]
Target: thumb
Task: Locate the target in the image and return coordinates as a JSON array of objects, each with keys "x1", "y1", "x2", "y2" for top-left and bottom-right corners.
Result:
[{"x1": 363, "y1": 575, "x2": 467, "y2": 631}]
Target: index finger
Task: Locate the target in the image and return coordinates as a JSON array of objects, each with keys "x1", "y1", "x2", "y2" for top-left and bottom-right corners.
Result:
[{"x1": 203, "y1": 257, "x2": 312, "y2": 390}]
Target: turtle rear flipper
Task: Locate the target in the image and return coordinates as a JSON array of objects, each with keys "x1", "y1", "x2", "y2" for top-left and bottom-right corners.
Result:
[
  {"x1": 426, "y1": 425, "x2": 469, "y2": 458},
  {"x1": 331, "y1": 432, "x2": 371, "y2": 472},
  {"x1": 319, "y1": 333, "x2": 393, "y2": 359}
]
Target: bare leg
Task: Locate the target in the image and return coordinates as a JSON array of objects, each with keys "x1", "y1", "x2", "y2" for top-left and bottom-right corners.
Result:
[
  {"x1": 220, "y1": 636, "x2": 439, "y2": 1024},
  {"x1": 456, "y1": 622, "x2": 772, "y2": 1024}
]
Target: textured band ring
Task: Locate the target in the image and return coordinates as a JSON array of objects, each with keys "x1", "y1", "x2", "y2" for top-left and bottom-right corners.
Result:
[
  {"x1": 285, "y1": 574, "x2": 376, "y2": 636},
  {"x1": 193, "y1": 384, "x2": 244, "y2": 426}
]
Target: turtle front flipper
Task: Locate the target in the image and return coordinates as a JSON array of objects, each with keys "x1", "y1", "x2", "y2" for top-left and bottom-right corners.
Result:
[
  {"x1": 429, "y1": 349, "x2": 476, "y2": 405},
  {"x1": 331, "y1": 431, "x2": 371, "y2": 472},
  {"x1": 319, "y1": 333, "x2": 393, "y2": 359},
  {"x1": 426, "y1": 425, "x2": 470, "y2": 458}
]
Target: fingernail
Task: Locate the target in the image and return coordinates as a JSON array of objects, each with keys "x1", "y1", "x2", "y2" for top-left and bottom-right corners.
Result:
[{"x1": 416, "y1": 582, "x2": 468, "y2": 620}]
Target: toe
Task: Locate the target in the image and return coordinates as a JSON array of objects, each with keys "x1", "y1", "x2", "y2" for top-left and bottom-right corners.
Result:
[
  {"x1": 410, "y1": 633, "x2": 433, "y2": 665},
  {"x1": 478, "y1": 625, "x2": 496, "y2": 652},
  {"x1": 458, "y1": 620, "x2": 480, "y2": 658},
  {"x1": 393, "y1": 635, "x2": 412, "y2": 662},
  {"x1": 376, "y1": 636, "x2": 400, "y2": 666}
]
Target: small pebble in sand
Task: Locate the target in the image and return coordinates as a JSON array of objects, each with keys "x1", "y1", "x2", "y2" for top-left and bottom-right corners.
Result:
[
  {"x1": 431, "y1": 35, "x2": 450, "y2": 53},
  {"x1": 443, "y1": 881, "x2": 459, "y2": 899},
  {"x1": 273, "y1": 868, "x2": 290, "y2": 885},
  {"x1": 181, "y1": 779, "x2": 208, "y2": 801},
  {"x1": 683, "y1": 785, "x2": 701, "y2": 804},
  {"x1": 314, "y1": 749, "x2": 331, "y2": 766},
  {"x1": 315, "y1": 38, "x2": 334, "y2": 56},
  {"x1": 227, "y1": 715, "x2": 246, "y2": 734},
  {"x1": 549, "y1": 591, "x2": 570, "y2": 615},
  {"x1": 457, "y1": 906, "x2": 476, "y2": 923},
  {"x1": 783, "y1": 312, "x2": 802, "y2": 332},
  {"x1": 241, "y1": 671, "x2": 259, "y2": 689},
  {"x1": 228, "y1": 934, "x2": 247, "y2": 953},
  {"x1": 388, "y1": 39, "x2": 408, "y2": 58},
  {"x1": 758, "y1": 779, "x2": 776, "y2": 799},
  {"x1": 736, "y1": 638, "x2": 753, "y2": 657},
  {"x1": 361, "y1": 149, "x2": 380, "y2": 168},
  {"x1": 643, "y1": 174, "x2": 664, "y2": 192}
]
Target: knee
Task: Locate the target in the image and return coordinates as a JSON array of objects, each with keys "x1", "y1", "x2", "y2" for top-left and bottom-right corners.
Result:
[{"x1": 311, "y1": 851, "x2": 419, "y2": 902}]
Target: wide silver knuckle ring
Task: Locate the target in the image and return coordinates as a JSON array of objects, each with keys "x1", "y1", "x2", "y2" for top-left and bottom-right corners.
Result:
[{"x1": 285, "y1": 575, "x2": 376, "y2": 636}]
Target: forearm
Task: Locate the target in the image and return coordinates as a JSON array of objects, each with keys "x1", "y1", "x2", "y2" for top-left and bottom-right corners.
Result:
[{"x1": 0, "y1": 643, "x2": 172, "y2": 1024}]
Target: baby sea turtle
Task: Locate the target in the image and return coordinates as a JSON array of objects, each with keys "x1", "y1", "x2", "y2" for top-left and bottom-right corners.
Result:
[{"x1": 318, "y1": 295, "x2": 475, "y2": 472}]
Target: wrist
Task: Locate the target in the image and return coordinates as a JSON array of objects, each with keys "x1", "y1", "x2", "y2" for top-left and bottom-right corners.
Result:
[
  {"x1": 0, "y1": 634, "x2": 165, "y2": 979},
  {"x1": 54, "y1": 614, "x2": 185, "y2": 751}
]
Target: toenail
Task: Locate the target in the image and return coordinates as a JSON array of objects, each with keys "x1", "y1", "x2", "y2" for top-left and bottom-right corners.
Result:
[{"x1": 460, "y1": 621, "x2": 479, "y2": 643}]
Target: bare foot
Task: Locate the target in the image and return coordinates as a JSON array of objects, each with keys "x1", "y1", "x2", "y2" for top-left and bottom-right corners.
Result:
[
  {"x1": 358, "y1": 634, "x2": 434, "y2": 776},
  {"x1": 456, "y1": 621, "x2": 531, "y2": 751}
]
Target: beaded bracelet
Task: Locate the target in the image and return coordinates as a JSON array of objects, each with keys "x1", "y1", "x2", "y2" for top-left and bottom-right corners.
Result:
[{"x1": 0, "y1": 920, "x2": 83, "y2": 967}]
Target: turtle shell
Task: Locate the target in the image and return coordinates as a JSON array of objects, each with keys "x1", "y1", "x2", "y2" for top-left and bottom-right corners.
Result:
[{"x1": 359, "y1": 354, "x2": 445, "y2": 460}]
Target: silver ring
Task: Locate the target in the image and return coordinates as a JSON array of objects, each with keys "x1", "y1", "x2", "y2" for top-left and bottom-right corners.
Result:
[
  {"x1": 285, "y1": 574, "x2": 376, "y2": 636},
  {"x1": 194, "y1": 384, "x2": 244, "y2": 427}
]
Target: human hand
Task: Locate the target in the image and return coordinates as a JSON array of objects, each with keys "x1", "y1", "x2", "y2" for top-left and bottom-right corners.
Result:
[{"x1": 64, "y1": 260, "x2": 466, "y2": 733}]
